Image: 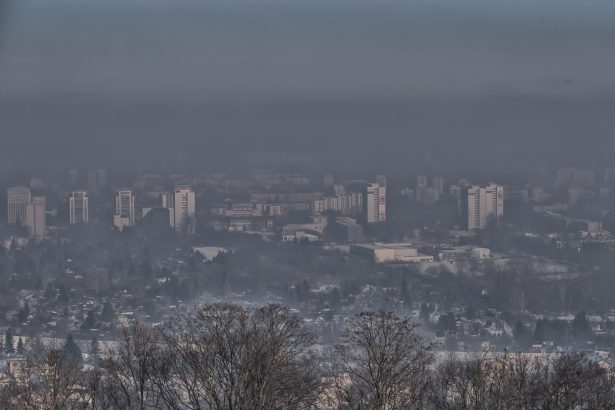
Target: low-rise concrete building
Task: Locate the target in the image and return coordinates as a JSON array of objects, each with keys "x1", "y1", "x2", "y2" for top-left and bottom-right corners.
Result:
[{"x1": 350, "y1": 243, "x2": 434, "y2": 264}]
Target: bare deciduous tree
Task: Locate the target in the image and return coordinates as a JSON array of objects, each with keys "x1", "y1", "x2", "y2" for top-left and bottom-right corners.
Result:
[
  {"x1": 539, "y1": 353, "x2": 615, "y2": 410},
  {"x1": 102, "y1": 322, "x2": 165, "y2": 410},
  {"x1": 331, "y1": 311, "x2": 433, "y2": 410},
  {"x1": 159, "y1": 303, "x2": 322, "y2": 410},
  {"x1": 429, "y1": 353, "x2": 493, "y2": 410},
  {"x1": 2, "y1": 305, "x2": 615, "y2": 410},
  {"x1": 18, "y1": 347, "x2": 88, "y2": 410},
  {"x1": 428, "y1": 351, "x2": 615, "y2": 410}
]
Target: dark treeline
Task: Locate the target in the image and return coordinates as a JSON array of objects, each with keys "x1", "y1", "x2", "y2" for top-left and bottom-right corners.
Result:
[{"x1": 1, "y1": 304, "x2": 614, "y2": 409}]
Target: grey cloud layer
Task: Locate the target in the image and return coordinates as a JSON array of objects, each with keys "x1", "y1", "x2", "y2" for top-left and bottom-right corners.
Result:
[{"x1": 1, "y1": 0, "x2": 615, "y2": 101}]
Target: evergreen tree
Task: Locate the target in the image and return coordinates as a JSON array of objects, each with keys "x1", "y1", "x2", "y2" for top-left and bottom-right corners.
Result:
[
  {"x1": 44, "y1": 282, "x2": 55, "y2": 299},
  {"x1": 16, "y1": 337, "x2": 25, "y2": 355},
  {"x1": 18, "y1": 301, "x2": 30, "y2": 323},
  {"x1": 90, "y1": 337, "x2": 100, "y2": 364},
  {"x1": 100, "y1": 301, "x2": 115, "y2": 322},
  {"x1": 438, "y1": 313, "x2": 456, "y2": 333},
  {"x1": 81, "y1": 309, "x2": 97, "y2": 330},
  {"x1": 514, "y1": 320, "x2": 531, "y2": 348},
  {"x1": 29, "y1": 337, "x2": 45, "y2": 357},
  {"x1": 465, "y1": 304, "x2": 476, "y2": 320},
  {"x1": 62, "y1": 333, "x2": 82, "y2": 364},
  {"x1": 58, "y1": 286, "x2": 70, "y2": 303},
  {"x1": 572, "y1": 311, "x2": 591, "y2": 338},
  {"x1": 514, "y1": 320, "x2": 527, "y2": 340},
  {"x1": 4, "y1": 328, "x2": 14, "y2": 354}
]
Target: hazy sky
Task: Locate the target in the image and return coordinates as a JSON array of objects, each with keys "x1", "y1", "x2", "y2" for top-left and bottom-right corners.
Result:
[
  {"x1": 2, "y1": 0, "x2": 615, "y2": 101},
  {"x1": 1, "y1": 0, "x2": 614, "y2": 175}
]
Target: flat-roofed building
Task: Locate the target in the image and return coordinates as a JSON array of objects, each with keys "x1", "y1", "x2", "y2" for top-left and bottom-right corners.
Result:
[
  {"x1": 69, "y1": 191, "x2": 89, "y2": 224},
  {"x1": 7, "y1": 186, "x2": 31, "y2": 225},
  {"x1": 25, "y1": 196, "x2": 46, "y2": 237}
]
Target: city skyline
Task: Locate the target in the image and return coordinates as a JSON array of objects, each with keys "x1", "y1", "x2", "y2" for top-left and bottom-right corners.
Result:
[{"x1": 0, "y1": 1, "x2": 614, "y2": 407}]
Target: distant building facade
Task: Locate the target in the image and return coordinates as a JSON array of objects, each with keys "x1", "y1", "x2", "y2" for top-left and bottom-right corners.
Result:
[
  {"x1": 69, "y1": 191, "x2": 89, "y2": 224},
  {"x1": 313, "y1": 193, "x2": 362, "y2": 217},
  {"x1": 365, "y1": 181, "x2": 386, "y2": 224},
  {"x1": 25, "y1": 196, "x2": 46, "y2": 237},
  {"x1": 7, "y1": 186, "x2": 32, "y2": 226},
  {"x1": 173, "y1": 185, "x2": 196, "y2": 234},
  {"x1": 87, "y1": 169, "x2": 107, "y2": 192},
  {"x1": 330, "y1": 217, "x2": 365, "y2": 242},
  {"x1": 432, "y1": 176, "x2": 445, "y2": 194},
  {"x1": 350, "y1": 243, "x2": 434, "y2": 264},
  {"x1": 114, "y1": 190, "x2": 136, "y2": 230},
  {"x1": 461, "y1": 184, "x2": 504, "y2": 230},
  {"x1": 556, "y1": 168, "x2": 594, "y2": 188}
]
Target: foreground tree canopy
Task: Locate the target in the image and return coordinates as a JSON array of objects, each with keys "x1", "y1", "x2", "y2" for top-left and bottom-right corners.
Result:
[{"x1": 1, "y1": 304, "x2": 614, "y2": 409}]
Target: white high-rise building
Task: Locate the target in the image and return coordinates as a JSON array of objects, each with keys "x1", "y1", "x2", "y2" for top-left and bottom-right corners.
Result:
[
  {"x1": 173, "y1": 185, "x2": 196, "y2": 234},
  {"x1": 463, "y1": 186, "x2": 481, "y2": 230},
  {"x1": 25, "y1": 196, "x2": 46, "y2": 238},
  {"x1": 484, "y1": 184, "x2": 504, "y2": 224},
  {"x1": 365, "y1": 182, "x2": 386, "y2": 224},
  {"x1": 7, "y1": 186, "x2": 32, "y2": 226},
  {"x1": 376, "y1": 175, "x2": 387, "y2": 188},
  {"x1": 462, "y1": 184, "x2": 504, "y2": 230},
  {"x1": 114, "y1": 190, "x2": 135, "y2": 230},
  {"x1": 160, "y1": 192, "x2": 175, "y2": 228},
  {"x1": 160, "y1": 192, "x2": 172, "y2": 209},
  {"x1": 69, "y1": 191, "x2": 89, "y2": 224}
]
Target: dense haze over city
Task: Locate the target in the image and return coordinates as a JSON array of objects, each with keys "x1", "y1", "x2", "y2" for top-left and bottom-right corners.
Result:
[
  {"x1": 1, "y1": 0, "x2": 615, "y2": 174},
  {"x1": 2, "y1": 1, "x2": 615, "y2": 409}
]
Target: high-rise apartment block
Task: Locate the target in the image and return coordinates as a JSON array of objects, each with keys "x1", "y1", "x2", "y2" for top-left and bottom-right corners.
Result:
[
  {"x1": 69, "y1": 191, "x2": 89, "y2": 224},
  {"x1": 376, "y1": 175, "x2": 387, "y2": 188},
  {"x1": 432, "y1": 176, "x2": 445, "y2": 194},
  {"x1": 313, "y1": 192, "x2": 363, "y2": 218},
  {"x1": 159, "y1": 192, "x2": 175, "y2": 227},
  {"x1": 365, "y1": 181, "x2": 386, "y2": 224},
  {"x1": 173, "y1": 185, "x2": 196, "y2": 234},
  {"x1": 114, "y1": 190, "x2": 135, "y2": 230},
  {"x1": 87, "y1": 169, "x2": 107, "y2": 192},
  {"x1": 461, "y1": 184, "x2": 504, "y2": 230},
  {"x1": 556, "y1": 168, "x2": 594, "y2": 188},
  {"x1": 7, "y1": 186, "x2": 32, "y2": 226},
  {"x1": 25, "y1": 196, "x2": 46, "y2": 238}
]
